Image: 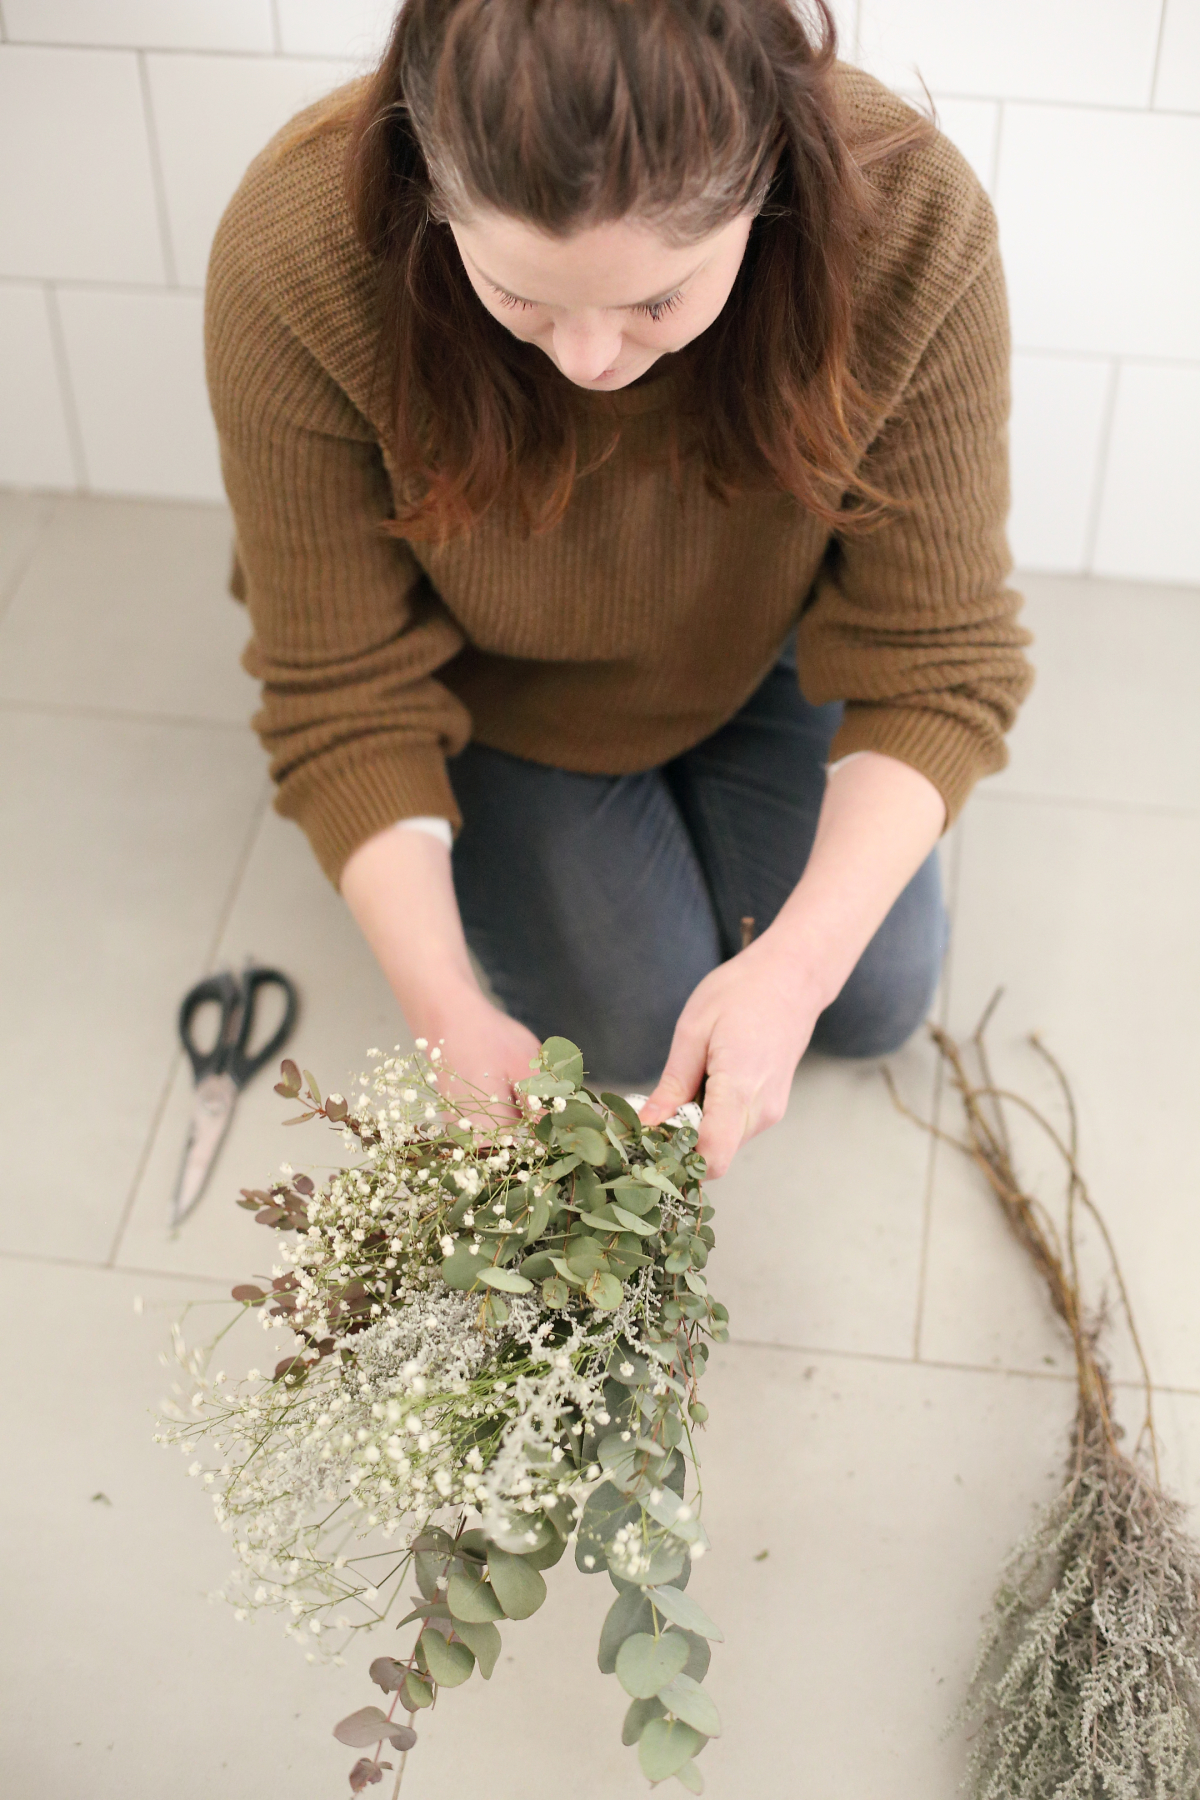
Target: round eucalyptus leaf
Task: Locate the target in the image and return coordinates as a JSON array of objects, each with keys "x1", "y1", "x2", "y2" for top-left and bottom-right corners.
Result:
[
  {"x1": 486, "y1": 1546, "x2": 548, "y2": 1619},
  {"x1": 597, "y1": 1587, "x2": 655, "y2": 1673},
  {"x1": 420, "y1": 1628, "x2": 475, "y2": 1688},
  {"x1": 476, "y1": 1265, "x2": 533, "y2": 1294},
  {"x1": 449, "y1": 1617, "x2": 501, "y2": 1678},
  {"x1": 674, "y1": 1757, "x2": 705, "y2": 1794},
  {"x1": 587, "y1": 1270, "x2": 625, "y2": 1311},
  {"x1": 540, "y1": 1036, "x2": 585, "y2": 1085},
  {"x1": 638, "y1": 1716, "x2": 706, "y2": 1782},
  {"x1": 671, "y1": 1627, "x2": 711, "y2": 1683},
  {"x1": 399, "y1": 1671, "x2": 433, "y2": 1711},
  {"x1": 621, "y1": 1695, "x2": 665, "y2": 1745},
  {"x1": 657, "y1": 1672, "x2": 721, "y2": 1737},
  {"x1": 646, "y1": 1584, "x2": 723, "y2": 1641},
  {"x1": 615, "y1": 1630, "x2": 690, "y2": 1700},
  {"x1": 439, "y1": 1242, "x2": 482, "y2": 1291},
  {"x1": 446, "y1": 1566, "x2": 504, "y2": 1622},
  {"x1": 542, "y1": 1276, "x2": 572, "y2": 1307},
  {"x1": 556, "y1": 1125, "x2": 610, "y2": 1165}
]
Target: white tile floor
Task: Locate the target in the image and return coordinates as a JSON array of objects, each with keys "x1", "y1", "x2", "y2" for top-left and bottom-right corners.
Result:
[{"x1": 1, "y1": 491, "x2": 1197, "y2": 1798}]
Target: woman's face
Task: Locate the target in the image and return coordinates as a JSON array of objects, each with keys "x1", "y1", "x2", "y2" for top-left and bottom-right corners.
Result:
[{"x1": 449, "y1": 210, "x2": 754, "y2": 390}]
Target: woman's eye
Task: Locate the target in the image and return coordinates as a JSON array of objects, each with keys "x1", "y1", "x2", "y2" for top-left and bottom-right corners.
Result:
[
  {"x1": 636, "y1": 292, "x2": 683, "y2": 322},
  {"x1": 494, "y1": 288, "x2": 535, "y2": 311}
]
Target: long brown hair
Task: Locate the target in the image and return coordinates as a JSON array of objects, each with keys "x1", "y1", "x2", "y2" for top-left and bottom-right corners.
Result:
[{"x1": 339, "y1": 0, "x2": 928, "y2": 539}]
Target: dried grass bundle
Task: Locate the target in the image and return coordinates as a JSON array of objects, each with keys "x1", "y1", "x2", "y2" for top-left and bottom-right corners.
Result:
[{"x1": 890, "y1": 999, "x2": 1200, "y2": 1798}]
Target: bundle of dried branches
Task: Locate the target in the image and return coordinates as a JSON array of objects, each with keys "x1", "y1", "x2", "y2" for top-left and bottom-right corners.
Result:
[{"x1": 889, "y1": 998, "x2": 1200, "y2": 1798}]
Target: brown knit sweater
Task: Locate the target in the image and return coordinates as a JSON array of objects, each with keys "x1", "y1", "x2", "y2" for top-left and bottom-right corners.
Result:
[{"x1": 206, "y1": 67, "x2": 1032, "y2": 887}]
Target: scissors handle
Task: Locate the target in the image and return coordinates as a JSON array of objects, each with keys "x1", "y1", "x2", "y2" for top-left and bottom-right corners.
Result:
[
  {"x1": 178, "y1": 971, "x2": 241, "y2": 1083},
  {"x1": 178, "y1": 966, "x2": 298, "y2": 1089},
  {"x1": 226, "y1": 966, "x2": 299, "y2": 1088}
]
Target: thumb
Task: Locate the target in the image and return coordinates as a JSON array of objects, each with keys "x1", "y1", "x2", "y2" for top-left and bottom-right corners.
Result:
[{"x1": 638, "y1": 1020, "x2": 709, "y2": 1126}]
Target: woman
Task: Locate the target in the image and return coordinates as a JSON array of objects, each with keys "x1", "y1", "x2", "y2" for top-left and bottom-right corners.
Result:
[{"x1": 206, "y1": 0, "x2": 1031, "y2": 1177}]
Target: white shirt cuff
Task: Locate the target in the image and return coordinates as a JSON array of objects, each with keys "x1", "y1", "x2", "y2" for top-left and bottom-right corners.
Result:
[{"x1": 394, "y1": 815, "x2": 453, "y2": 850}]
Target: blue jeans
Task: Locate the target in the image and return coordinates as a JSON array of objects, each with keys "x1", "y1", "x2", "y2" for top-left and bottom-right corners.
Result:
[{"x1": 448, "y1": 644, "x2": 947, "y2": 1088}]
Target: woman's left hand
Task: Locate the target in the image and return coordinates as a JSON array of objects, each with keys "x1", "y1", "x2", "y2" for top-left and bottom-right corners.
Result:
[{"x1": 637, "y1": 929, "x2": 829, "y2": 1178}]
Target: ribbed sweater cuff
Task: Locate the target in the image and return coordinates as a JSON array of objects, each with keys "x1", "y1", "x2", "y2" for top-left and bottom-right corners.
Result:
[
  {"x1": 828, "y1": 705, "x2": 998, "y2": 828},
  {"x1": 276, "y1": 748, "x2": 462, "y2": 887}
]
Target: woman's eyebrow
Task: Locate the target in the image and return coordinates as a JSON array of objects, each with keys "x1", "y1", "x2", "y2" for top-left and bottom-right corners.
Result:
[{"x1": 478, "y1": 264, "x2": 702, "y2": 308}]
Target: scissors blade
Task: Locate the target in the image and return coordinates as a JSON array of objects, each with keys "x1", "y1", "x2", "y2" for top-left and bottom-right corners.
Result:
[{"x1": 172, "y1": 1072, "x2": 239, "y2": 1230}]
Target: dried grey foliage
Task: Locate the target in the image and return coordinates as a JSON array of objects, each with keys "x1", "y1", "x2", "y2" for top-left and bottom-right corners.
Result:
[{"x1": 893, "y1": 1004, "x2": 1200, "y2": 1800}]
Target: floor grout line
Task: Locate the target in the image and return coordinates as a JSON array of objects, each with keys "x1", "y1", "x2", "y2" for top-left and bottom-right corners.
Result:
[
  {"x1": 910, "y1": 819, "x2": 966, "y2": 1360},
  {"x1": 0, "y1": 696, "x2": 253, "y2": 733},
  {"x1": 104, "y1": 784, "x2": 272, "y2": 1268},
  {"x1": 723, "y1": 1333, "x2": 1200, "y2": 1400},
  {"x1": 0, "y1": 1248, "x2": 227, "y2": 1285},
  {"x1": 0, "y1": 494, "x2": 58, "y2": 627}
]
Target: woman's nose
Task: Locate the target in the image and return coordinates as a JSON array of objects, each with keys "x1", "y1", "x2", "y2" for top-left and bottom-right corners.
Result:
[{"x1": 551, "y1": 313, "x2": 623, "y2": 383}]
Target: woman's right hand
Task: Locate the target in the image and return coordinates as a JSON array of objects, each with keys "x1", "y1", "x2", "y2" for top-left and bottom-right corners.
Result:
[{"x1": 340, "y1": 822, "x2": 541, "y2": 1120}]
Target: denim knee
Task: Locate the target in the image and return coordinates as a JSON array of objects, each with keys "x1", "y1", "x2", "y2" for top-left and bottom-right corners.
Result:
[{"x1": 811, "y1": 851, "x2": 948, "y2": 1059}]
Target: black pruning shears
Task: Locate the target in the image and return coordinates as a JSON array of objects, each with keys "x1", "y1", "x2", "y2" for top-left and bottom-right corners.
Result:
[{"x1": 171, "y1": 964, "x2": 299, "y2": 1231}]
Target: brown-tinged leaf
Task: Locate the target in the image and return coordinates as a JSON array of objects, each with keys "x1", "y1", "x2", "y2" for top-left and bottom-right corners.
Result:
[
  {"x1": 279, "y1": 1057, "x2": 301, "y2": 1088},
  {"x1": 326, "y1": 1097, "x2": 349, "y2": 1122},
  {"x1": 368, "y1": 1657, "x2": 407, "y2": 1693},
  {"x1": 333, "y1": 1707, "x2": 417, "y2": 1751},
  {"x1": 292, "y1": 1173, "x2": 315, "y2": 1196},
  {"x1": 256, "y1": 1207, "x2": 287, "y2": 1225},
  {"x1": 348, "y1": 1758, "x2": 391, "y2": 1792},
  {"x1": 282, "y1": 1112, "x2": 316, "y2": 1126},
  {"x1": 231, "y1": 1284, "x2": 265, "y2": 1304}
]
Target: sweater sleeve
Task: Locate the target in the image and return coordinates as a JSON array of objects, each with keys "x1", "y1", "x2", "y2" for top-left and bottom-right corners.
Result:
[
  {"x1": 796, "y1": 230, "x2": 1033, "y2": 826},
  {"x1": 205, "y1": 206, "x2": 471, "y2": 887}
]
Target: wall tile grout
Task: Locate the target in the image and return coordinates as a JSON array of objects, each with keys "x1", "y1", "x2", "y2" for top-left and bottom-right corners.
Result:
[
  {"x1": 896, "y1": 87, "x2": 1200, "y2": 120},
  {"x1": 41, "y1": 284, "x2": 87, "y2": 490},
  {"x1": 973, "y1": 786, "x2": 1199, "y2": 821},
  {"x1": 0, "y1": 275, "x2": 204, "y2": 297},
  {"x1": 137, "y1": 50, "x2": 178, "y2": 288},
  {"x1": 1149, "y1": 0, "x2": 1171, "y2": 108},
  {"x1": 1, "y1": 39, "x2": 366, "y2": 65},
  {"x1": 988, "y1": 97, "x2": 1004, "y2": 195},
  {"x1": 1082, "y1": 359, "x2": 1122, "y2": 573}
]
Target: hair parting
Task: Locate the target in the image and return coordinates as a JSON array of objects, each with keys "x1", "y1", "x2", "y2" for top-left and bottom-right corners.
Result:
[{"x1": 286, "y1": 0, "x2": 933, "y2": 541}]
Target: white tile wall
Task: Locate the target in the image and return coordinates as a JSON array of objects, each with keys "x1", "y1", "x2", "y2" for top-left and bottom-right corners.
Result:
[
  {"x1": 1156, "y1": 0, "x2": 1200, "y2": 111},
  {"x1": 925, "y1": 96, "x2": 1000, "y2": 192},
  {"x1": 857, "y1": 0, "x2": 1163, "y2": 106},
  {"x1": 1093, "y1": 362, "x2": 1200, "y2": 585},
  {"x1": 146, "y1": 51, "x2": 356, "y2": 287},
  {"x1": 0, "y1": 284, "x2": 77, "y2": 488},
  {"x1": 0, "y1": 45, "x2": 164, "y2": 282},
  {"x1": 56, "y1": 290, "x2": 222, "y2": 500},
  {"x1": 1008, "y1": 353, "x2": 1114, "y2": 573},
  {"x1": 997, "y1": 103, "x2": 1200, "y2": 363},
  {"x1": 0, "y1": 2, "x2": 1197, "y2": 587},
  {"x1": 275, "y1": 0, "x2": 397, "y2": 62},
  {"x1": 1, "y1": 0, "x2": 274, "y2": 52}
]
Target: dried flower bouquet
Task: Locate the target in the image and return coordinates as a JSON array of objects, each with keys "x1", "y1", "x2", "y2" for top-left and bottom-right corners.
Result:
[{"x1": 160, "y1": 1036, "x2": 728, "y2": 1795}]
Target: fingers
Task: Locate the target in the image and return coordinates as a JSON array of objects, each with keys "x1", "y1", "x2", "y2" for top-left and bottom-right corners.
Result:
[
  {"x1": 693, "y1": 1071, "x2": 754, "y2": 1179},
  {"x1": 637, "y1": 1016, "x2": 709, "y2": 1127}
]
